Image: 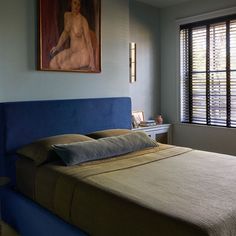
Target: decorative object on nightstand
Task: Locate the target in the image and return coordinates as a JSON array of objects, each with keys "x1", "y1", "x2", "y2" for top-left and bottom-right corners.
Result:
[
  {"x1": 155, "y1": 115, "x2": 163, "y2": 124},
  {"x1": 132, "y1": 124, "x2": 172, "y2": 144},
  {"x1": 0, "y1": 177, "x2": 19, "y2": 236}
]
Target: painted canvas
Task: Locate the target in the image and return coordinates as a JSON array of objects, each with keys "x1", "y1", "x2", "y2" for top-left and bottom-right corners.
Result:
[{"x1": 39, "y1": 0, "x2": 101, "y2": 73}]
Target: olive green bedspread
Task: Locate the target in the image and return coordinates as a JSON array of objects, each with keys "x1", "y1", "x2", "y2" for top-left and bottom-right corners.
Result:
[{"x1": 17, "y1": 145, "x2": 236, "y2": 236}]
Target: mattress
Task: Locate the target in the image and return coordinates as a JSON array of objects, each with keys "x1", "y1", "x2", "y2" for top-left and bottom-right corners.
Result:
[{"x1": 16, "y1": 144, "x2": 236, "y2": 236}]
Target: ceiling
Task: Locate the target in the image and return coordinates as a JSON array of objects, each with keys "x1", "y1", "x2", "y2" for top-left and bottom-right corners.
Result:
[{"x1": 137, "y1": 0, "x2": 193, "y2": 8}]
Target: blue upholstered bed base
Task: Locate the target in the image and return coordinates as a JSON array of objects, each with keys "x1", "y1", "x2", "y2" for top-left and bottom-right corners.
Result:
[
  {"x1": 1, "y1": 189, "x2": 87, "y2": 236},
  {"x1": 0, "y1": 97, "x2": 132, "y2": 235}
]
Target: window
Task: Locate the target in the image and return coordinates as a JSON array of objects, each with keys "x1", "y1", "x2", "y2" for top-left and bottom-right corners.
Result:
[{"x1": 180, "y1": 14, "x2": 236, "y2": 127}]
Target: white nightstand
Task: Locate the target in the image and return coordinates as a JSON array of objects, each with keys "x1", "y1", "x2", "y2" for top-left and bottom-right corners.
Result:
[{"x1": 132, "y1": 124, "x2": 172, "y2": 144}]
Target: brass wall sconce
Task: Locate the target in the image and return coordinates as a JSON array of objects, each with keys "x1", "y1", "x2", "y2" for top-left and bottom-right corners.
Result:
[{"x1": 129, "y1": 42, "x2": 136, "y2": 83}]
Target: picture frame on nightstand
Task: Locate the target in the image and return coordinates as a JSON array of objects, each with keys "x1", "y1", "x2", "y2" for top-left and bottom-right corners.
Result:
[{"x1": 132, "y1": 111, "x2": 144, "y2": 128}]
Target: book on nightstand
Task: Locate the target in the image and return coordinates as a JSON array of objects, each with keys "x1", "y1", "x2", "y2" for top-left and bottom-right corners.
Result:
[{"x1": 139, "y1": 120, "x2": 157, "y2": 127}]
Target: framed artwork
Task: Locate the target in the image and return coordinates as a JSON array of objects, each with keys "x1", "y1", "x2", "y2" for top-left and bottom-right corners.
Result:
[
  {"x1": 132, "y1": 111, "x2": 144, "y2": 128},
  {"x1": 38, "y1": 0, "x2": 101, "y2": 73}
]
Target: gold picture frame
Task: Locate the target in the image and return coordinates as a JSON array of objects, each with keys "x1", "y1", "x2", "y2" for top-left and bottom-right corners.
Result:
[{"x1": 38, "y1": 0, "x2": 101, "y2": 73}]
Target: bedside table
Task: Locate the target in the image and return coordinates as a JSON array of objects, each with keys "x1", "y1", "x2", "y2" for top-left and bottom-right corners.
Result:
[{"x1": 133, "y1": 124, "x2": 172, "y2": 144}]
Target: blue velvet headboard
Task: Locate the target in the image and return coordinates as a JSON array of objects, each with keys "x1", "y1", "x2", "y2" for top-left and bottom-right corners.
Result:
[{"x1": 0, "y1": 97, "x2": 131, "y2": 177}]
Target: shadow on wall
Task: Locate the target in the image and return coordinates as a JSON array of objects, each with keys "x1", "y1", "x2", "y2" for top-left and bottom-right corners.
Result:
[{"x1": 129, "y1": 0, "x2": 161, "y2": 120}]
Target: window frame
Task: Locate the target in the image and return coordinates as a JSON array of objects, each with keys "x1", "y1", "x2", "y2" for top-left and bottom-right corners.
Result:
[{"x1": 176, "y1": 7, "x2": 236, "y2": 127}]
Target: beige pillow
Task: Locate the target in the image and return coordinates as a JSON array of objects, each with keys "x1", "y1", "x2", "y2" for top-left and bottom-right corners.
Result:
[
  {"x1": 87, "y1": 129, "x2": 132, "y2": 139},
  {"x1": 17, "y1": 134, "x2": 94, "y2": 166}
]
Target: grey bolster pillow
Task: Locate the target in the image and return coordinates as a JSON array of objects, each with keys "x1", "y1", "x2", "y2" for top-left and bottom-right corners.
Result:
[{"x1": 52, "y1": 131, "x2": 158, "y2": 166}]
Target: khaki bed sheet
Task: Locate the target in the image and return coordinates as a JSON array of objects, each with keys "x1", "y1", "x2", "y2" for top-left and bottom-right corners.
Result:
[{"x1": 16, "y1": 144, "x2": 236, "y2": 236}]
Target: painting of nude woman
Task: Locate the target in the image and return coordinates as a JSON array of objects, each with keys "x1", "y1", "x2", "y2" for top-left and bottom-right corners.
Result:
[{"x1": 39, "y1": 0, "x2": 101, "y2": 72}]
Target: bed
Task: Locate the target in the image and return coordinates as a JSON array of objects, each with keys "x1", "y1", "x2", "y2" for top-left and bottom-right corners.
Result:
[
  {"x1": 1, "y1": 97, "x2": 236, "y2": 236},
  {"x1": 0, "y1": 97, "x2": 131, "y2": 236}
]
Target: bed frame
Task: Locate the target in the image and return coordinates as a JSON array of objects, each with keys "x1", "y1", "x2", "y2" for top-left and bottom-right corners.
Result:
[{"x1": 0, "y1": 97, "x2": 131, "y2": 236}]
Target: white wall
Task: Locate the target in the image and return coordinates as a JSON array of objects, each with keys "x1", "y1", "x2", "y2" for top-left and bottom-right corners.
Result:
[
  {"x1": 174, "y1": 124, "x2": 236, "y2": 155},
  {"x1": 160, "y1": 0, "x2": 236, "y2": 155}
]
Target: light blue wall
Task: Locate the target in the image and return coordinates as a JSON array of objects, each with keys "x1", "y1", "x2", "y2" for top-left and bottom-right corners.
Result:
[
  {"x1": 160, "y1": 0, "x2": 236, "y2": 154},
  {"x1": 3, "y1": 0, "x2": 235, "y2": 154},
  {"x1": 0, "y1": 0, "x2": 161, "y2": 122},
  {"x1": 129, "y1": 1, "x2": 160, "y2": 120},
  {"x1": 0, "y1": 0, "x2": 130, "y2": 102}
]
